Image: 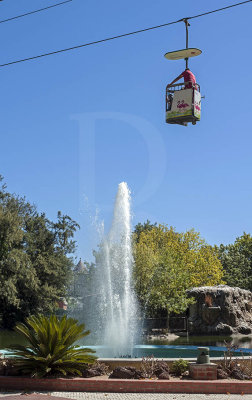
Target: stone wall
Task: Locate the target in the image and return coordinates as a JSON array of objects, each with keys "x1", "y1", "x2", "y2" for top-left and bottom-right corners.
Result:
[{"x1": 187, "y1": 285, "x2": 252, "y2": 335}]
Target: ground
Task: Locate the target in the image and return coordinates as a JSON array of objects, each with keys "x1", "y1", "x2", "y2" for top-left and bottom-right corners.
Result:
[{"x1": 0, "y1": 392, "x2": 252, "y2": 400}]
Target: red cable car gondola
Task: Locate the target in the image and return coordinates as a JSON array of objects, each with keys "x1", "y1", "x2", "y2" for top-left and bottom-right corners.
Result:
[{"x1": 164, "y1": 20, "x2": 202, "y2": 126}]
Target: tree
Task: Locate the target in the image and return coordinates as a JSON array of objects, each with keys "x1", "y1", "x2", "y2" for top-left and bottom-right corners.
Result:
[
  {"x1": 217, "y1": 233, "x2": 252, "y2": 291},
  {"x1": 134, "y1": 220, "x2": 157, "y2": 243},
  {"x1": 133, "y1": 223, "x2": 224, "y2": 318},
  {"x1": 0, "y1": 176, "x2": 79, "y2": 328}
]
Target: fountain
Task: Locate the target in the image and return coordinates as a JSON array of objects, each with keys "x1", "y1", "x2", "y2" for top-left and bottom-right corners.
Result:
[
  {"x1": 87, "y1": 182, "x2": 139, "y2": 357},
  {"x1": 73, "y1": 183, "x2": 252, "y2": 360}
]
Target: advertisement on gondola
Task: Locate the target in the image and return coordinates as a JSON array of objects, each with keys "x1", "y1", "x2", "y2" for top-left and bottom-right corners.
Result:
[
  {"x1": 167, "y1": 88, "x2": 193, "y2": 119},
  {"x1": 194, "y1": 90, "x2": 201, "y2": 120}
]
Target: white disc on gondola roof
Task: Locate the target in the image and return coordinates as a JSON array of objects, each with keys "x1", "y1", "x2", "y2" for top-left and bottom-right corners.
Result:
[{"x1": 164, "y1": 48, "x2": 202, "y2": 60}]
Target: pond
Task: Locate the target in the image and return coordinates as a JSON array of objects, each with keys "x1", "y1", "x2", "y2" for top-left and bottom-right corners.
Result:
[
  {"x1": 0, "y1": 330, "x2": 27, "y2": 350},
  {"x1": 78, "y1": 333, "x2": 252, "y2": 358},
  {"x1": 0, "y1": 331, "x2": 251, "y2": 359},
  {"x1": 143, "y1": 334, "x2": 252, "y2": 348},
  {"x1": 93, "y1": 344, "x2": 252, "y2": 358}
]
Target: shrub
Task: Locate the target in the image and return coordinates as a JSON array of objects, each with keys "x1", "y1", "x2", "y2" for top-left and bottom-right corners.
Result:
[
  {"x1": 218, "y1": 342, "x2": 251, "y2": 380},
  {"x1": 6, "y1": 314, "x2": 97, "y2": 378},
  {"x1": 170, "y1": 359, "x2": 189, "y2": 376},
  {"x1": 140, "y1": 356, "x2": 169, "y2": 379},
  {"x1": 140, "y1": 355, "x2": 157, "y2": 378}
]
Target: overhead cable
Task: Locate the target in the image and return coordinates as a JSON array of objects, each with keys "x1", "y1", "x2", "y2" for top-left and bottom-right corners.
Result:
[
  {"x1": 186, "y1": 0, "x2": 252, "y2": 20},
  {"x1": 0, "y1": 0, "x2": 72, "y2": 25},
  {"x1": 0, "y1": 0, "x2": 251, "y2": 68}
]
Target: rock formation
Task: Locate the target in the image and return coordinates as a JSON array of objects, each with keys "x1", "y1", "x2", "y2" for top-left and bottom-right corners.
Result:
[
  {"x1": 109, "y1": 367, "x2": 144, "y2": 379},
  {"x1": 187, "y1": 285, "x2": 252, "y2": 335}
]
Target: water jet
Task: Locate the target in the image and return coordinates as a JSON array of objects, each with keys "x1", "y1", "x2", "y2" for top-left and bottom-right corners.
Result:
[{"x1": 84, "y1": 182, "x2": 139, "y2": 357}]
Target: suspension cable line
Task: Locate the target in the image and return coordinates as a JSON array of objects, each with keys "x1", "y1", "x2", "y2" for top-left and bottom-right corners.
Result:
[
  {"x1": 0, "y1": 0, "x2": 73, "y2": 25},
  {"x1": 0, "y1": 0, "x2": 251, "y2": 68}
]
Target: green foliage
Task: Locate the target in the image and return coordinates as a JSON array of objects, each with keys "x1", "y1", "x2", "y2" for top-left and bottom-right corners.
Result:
[
  {"x1": 0, "y1": 176, "x2": 79, "y2": 328},
  {"x1": 133, "y1": 223, "x2": 224, "y2": 317},
  {"x1": 170, "y1": 359, "x2": 189, "y2": 376},
  {"x1": 134, "y1": 220, "x2": 157, "y2": 243},
  {"x1": 7, "y1": 314, "x2": 96, "y2": 377},
  {"x1": 216, "y1": 233, "x2": 252, "y2": 291}
]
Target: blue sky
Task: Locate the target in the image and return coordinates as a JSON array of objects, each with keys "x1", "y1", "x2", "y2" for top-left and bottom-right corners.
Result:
[{"x1": 1, "y1": 0, "x2": 251, "y2": 261}]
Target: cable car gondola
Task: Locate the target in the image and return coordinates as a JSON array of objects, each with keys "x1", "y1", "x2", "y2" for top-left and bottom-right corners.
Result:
[{"x1": 164, "y1": 20, "x2": 202, "y2": 126}]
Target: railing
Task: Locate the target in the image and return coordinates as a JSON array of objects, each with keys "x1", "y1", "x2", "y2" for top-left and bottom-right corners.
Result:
[
  {"x1": 166, "y1": 81, "x2": 200, "y2": 93},
  {"x1": 142, "y1": 317, "x2": 188, "y2": 332},
  {"x1": 169, "y1": 316, "x2": 187, "y2": 332}
]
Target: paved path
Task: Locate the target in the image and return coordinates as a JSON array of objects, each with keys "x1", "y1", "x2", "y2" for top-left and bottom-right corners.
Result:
[
  {"x1": 0, "y1": 393, "x2": 252, "y2": 400},
  {"x1": 53, "y1": 392, "x2": 252, "y2": 399}
]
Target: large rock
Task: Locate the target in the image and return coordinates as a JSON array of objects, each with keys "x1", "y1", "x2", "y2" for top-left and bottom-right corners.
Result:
[
  {"x1": 82, "y1": 362, "x2": 109, "y2": 377},
  {"x1": 187, "y1": 285, "x2": 252, "y2": 335},
  {"x1": 109, "y1": 367, "x2": 144, "y2": 379},
  {"x1": 158, "y1": 371, "x2": 170, "y2": 380},
  {"x1": 154, "y1": 362, "x2": 170, "y2": 379}
]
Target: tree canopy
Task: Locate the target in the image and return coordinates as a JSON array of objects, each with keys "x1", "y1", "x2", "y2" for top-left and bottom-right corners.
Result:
[
  {"x1": 133, "y1": 223, "x2": 224, "y2": 317},
  {"x1": 0, "y1": 176, "x2": 79, "y2": 328},
  {"x1": 216, "y1": 233, "x2": 252, "y2": 291}
]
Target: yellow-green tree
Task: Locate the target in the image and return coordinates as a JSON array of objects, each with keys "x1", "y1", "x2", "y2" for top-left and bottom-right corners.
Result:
[{"x1": 133, "y1": 224, "x2": 224, "y2": 317}]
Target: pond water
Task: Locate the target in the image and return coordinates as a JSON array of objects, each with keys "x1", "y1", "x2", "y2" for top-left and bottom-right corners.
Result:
[
  {"x1": 0, "y1": 331, "x2": 251, "y2": 359},
  {"x1": 143, "y1": 334, "x2": 252, "y2": 349},
  {"x1": 88, "y1": 344, "x2": 252, "y2": 358},
  {"x1": 87, "y1": 335, "x2": 252, "y2": 358},
  {"x1": 0, "y1": 331, "x2": 27, "y2": 350}
]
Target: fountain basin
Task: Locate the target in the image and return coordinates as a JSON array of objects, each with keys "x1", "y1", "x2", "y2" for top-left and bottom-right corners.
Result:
[
  {"x1": 87, "y1": 344, "x2": 252, "y2": 358},
  {"x1": 3, "y1": 344, "x2": 251, "y2": 360}
]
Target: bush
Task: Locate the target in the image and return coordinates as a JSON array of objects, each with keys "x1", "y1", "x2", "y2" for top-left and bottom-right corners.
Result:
[
  {"x1": 140, "y1": 356, "x2": 169, "y2": 379},
  {"x1": 170, "y1": 359, "x2": 189, "y2": 376},
  {"x1": 6, "y1": 314, "x2": 97, "y2": 378},
  {"x1": 218, "y1": 342, "x2": 252, "y2": 380}
]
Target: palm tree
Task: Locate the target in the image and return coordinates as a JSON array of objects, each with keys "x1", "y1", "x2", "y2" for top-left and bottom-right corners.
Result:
[{"x1": 7, "y1": 314, "x2": 96, "y2": 377}]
